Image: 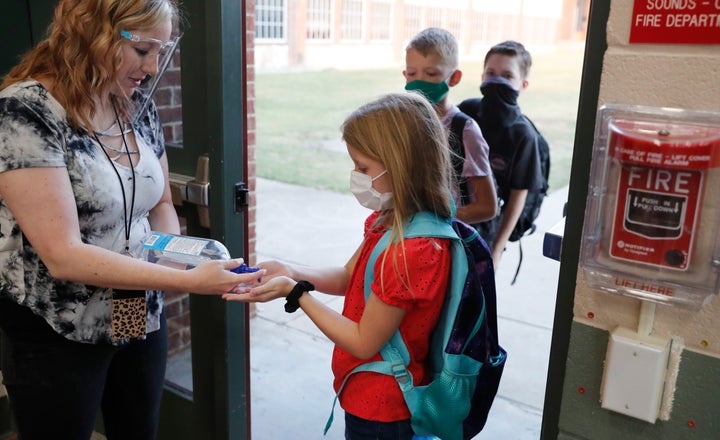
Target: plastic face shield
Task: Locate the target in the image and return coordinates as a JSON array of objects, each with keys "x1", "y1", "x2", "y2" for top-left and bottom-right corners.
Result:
[{"x1": 120, "y1": 30, "x2": 182, "y2": 124}]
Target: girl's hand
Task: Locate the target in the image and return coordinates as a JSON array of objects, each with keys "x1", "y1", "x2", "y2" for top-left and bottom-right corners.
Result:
[
  {"x1": 256, "y1": 260, "x2": 293, "y2": 281},
  {"x1": 186, "y1": 259, "x2": 266, "y2": 295},
  {"x1": 223, "y1": 276, "x2": 295, "y2": 302}
]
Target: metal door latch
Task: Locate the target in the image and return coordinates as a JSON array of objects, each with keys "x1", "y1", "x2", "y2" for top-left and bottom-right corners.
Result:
[{"x1": 234, "y1": 182, "x2": 249, "y2": 213}]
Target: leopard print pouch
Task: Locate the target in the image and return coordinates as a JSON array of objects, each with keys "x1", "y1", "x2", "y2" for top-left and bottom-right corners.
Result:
[{"x1": 111, "y1": 289, "x2": 147, "y2": 341}]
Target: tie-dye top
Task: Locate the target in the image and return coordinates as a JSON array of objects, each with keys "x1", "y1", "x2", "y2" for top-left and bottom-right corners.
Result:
[{"x1": 0, "y1": 80, "x2": 167, "y2": 345}]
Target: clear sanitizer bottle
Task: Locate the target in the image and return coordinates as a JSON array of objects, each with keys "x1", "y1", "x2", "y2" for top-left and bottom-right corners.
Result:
[{"x1": 137, "y1": 232, "x2": 259, "y2": 274}]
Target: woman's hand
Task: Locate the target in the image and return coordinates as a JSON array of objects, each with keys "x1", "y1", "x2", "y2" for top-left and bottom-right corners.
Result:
[
  {"x1": 185, "y1": 259, "x2": 266, "y2": 295},
  {"x1": 222, "y1": 275, "x2": 295, "y2": 302}
]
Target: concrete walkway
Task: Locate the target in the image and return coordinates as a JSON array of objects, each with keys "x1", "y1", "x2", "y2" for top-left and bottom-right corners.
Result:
[{"x1": 250, "y1": 177, "x2": 568, "y2": 439}]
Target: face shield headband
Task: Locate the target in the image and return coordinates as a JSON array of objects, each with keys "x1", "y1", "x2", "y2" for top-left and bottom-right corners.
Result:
[{"x1": 120, "y1": 30, "x2": 183, "y2": 125}]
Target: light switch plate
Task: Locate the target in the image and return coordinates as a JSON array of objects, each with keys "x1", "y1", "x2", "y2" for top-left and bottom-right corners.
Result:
[{"x1": 600, "y1": 326, "x2": 670, "y2": 422}]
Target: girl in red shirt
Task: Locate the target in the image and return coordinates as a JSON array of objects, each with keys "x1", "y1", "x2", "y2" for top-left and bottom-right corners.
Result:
[{"x1": 226, "y1": 91, "x2": 455, "y2": 439}]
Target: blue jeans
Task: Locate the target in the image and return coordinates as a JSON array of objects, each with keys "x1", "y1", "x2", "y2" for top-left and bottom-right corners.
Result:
[{"x1": 344, "y1": 411, "x2": 415, "y2": 440}]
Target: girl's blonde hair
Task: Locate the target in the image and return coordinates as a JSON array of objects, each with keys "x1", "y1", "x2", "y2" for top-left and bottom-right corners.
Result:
[
  {"x1": 1, "y1": 0, "x2": 179, "y2": 131},
  {"x1": 343, "y1": 91, "x2": 454, "y2": 229},
  {"x1": 342, "y1": 92, "x2": 454, "y2": 293}
]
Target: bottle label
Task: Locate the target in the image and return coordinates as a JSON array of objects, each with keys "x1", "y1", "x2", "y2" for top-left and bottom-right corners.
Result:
[{"x1": 142, "y1": 233, "x2": 208, "y2": 257}]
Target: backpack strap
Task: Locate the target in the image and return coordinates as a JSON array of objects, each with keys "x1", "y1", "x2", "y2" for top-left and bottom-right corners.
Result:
[
  {"x1": 323, "y1": 212, "x2": 462, "y2": 435},
  {"x1": 521, "y1": 114, "x2": 550, "y2": 194},
  {"x1": 362, "y1": 213, "x2": 461, "y2": 365},
  {"x1": 457, "y1": 98, "x2": 483, "y2": 124},
  {"x1": 449, "y1": 113, "x2": 471, "y2": 205}
]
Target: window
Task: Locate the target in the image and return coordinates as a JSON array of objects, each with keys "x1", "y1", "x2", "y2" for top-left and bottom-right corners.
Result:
[
  {"x1": 307, "y1": 0, "x2": 333, "y2": 40},
  {"x1": 369, "y1": 1, "x2": 391, "y2": 41},
  {"x1": 446, "y1": 7, "x2": 462, "y2": 38},
  {"x1": 470, "y1": 10, "x2": 490, "y2": 43},
  {"x1": 404, "y1": 4, "x2": 422, "y2": 40},
  {"x1": 256, "y1": 0, "x2": 286, "y2": 41},
  {"x1": 427, "y1": 6, "x2": 444, "y2": 28},
  {"x1": 342, "y1": 0, "x2": 363, "y2": 41}
]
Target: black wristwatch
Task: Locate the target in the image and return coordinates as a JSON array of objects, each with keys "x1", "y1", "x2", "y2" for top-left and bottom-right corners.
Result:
[{"x1": 284, "y1": 280, "x2": 315, "y2": 313}]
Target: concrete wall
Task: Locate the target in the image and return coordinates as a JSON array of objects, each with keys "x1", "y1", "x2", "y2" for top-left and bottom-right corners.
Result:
[{"x1": 557, "y1": 1, "x2": 720, "y2": 438}]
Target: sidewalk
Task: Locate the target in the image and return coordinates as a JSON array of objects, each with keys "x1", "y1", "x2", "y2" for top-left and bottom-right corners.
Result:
[{"x1": 250, "y1": 177, "x2": 567, "y2": 439}]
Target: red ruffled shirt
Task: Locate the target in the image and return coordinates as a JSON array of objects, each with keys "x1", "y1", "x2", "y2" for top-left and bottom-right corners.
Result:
[{"x1": 332, "y1": 212, "x2": 451, "y2": 421}]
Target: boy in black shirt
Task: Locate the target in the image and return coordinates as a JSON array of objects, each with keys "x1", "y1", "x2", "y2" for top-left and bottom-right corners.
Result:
[{"x1": 459, "y1": 41, "x2": 545, "y2": 269}]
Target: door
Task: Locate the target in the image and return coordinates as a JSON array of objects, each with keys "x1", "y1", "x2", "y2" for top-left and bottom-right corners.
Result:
[
  {"x1": 0, "y1": 1, "x2": 252, "y2": 439},
  {"x1": 541, "y1": 1, "x2": 605, "y2": 438},
  {"x1": 158, "y1": 0, "x2": 251, "y2": 438},
  {"x1": 0, "y1": 1, "x2": 55, "y2": 435}
]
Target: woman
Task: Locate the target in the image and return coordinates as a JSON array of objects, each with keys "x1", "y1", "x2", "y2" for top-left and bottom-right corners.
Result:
[
  {"x1": 0, "y1": 1, "x2": 260, "y2": 438},
  {"x1": 225, "y1": 92, "x2": 455, "y2": 439}
]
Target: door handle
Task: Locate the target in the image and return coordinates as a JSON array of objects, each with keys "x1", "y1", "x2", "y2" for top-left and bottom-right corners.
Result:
[
  {"x1": 169, "y1": 155, "x2": 211, "y2": 228},
  {"x1": 169, "y1": 175, "x2": 209, "y2": 206}
]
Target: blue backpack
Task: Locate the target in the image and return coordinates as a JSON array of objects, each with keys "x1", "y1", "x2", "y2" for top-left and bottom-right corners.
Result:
[{"x1": 326, "y1": 212, "x2": 506, "y2": 440}]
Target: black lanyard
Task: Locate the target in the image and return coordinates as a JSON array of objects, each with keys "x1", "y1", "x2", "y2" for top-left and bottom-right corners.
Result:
[{"x1": 92, "y1": 101, "x2": 136, "y2": 256}]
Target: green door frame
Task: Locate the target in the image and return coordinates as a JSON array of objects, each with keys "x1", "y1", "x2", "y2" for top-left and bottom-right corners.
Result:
[
  {"x1": 159, "y1": 0, "x2": 250, "y2": 438},
  {"x1": 0, "y1": 1, "x2": 54, "y2": 77},
  {"x1": 540, "y1": 1, "x2": 609, "y2": 439},
  {"x1": 0, "y1": 1, "x2": 252, "y2": 438}
]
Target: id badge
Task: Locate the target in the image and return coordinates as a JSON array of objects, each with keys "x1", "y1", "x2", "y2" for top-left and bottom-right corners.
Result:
[{"x1": 111, "y1": 289, "x2": 147, "y2": 341}]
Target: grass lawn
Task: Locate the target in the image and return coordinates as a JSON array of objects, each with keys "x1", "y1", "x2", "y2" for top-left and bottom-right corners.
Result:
[{"x1": 255, "y1": 43, "x2": 584, "y2": 194}]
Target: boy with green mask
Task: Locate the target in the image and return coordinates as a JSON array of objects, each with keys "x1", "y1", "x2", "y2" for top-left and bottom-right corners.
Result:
[{"x1": 404, "y1": 27, "x2": 498, "y2": 226}]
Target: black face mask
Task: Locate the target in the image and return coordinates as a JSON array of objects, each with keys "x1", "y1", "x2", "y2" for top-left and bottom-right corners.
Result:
[
  {"x1": 480, "y1": 76, "x2": 519, "y2": 106},
  {"x1": 478, "y1": 76, "x2": 523, "y2": 129}
]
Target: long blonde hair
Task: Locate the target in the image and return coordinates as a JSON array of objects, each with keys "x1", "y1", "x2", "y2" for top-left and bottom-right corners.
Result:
[
  {"x1": 342, "y1": 92, "x2": 454, "y2": 293},
  {"x1": 1, "y1": 0, "x2": 179, "y2": 131}
]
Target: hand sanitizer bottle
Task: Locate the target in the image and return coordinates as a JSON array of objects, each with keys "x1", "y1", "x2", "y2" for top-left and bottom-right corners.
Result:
[{"x1": 138, "y1": 232, "x2": 259, "y2": 274}]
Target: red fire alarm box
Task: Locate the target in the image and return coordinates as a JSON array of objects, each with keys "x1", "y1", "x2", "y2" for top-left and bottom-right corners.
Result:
[{"x1": 582, "y1": 105, "x2": 720, "y2": 309}]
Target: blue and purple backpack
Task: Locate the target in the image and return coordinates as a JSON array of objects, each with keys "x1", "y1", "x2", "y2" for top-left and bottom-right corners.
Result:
[{"x1": 326, "y1": 212, "x2": 507, "y2": 440}]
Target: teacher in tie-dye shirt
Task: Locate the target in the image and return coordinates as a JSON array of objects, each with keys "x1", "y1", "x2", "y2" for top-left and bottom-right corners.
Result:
[{"x1": 0, "y1": 1, "x2": 261, "y2": 438}]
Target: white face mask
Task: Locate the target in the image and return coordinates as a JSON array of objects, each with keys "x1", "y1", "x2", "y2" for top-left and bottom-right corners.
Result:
[{"x1": 350, "y1": 170, "x2": 393, "y2": 211}]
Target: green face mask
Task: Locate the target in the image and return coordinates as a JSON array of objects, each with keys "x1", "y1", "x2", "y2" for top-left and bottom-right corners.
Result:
[{"x1": 405, "y1": 79, "x2": 450, "y2": 104}]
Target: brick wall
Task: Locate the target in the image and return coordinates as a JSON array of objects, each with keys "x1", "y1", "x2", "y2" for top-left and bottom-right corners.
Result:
[
  {"x1": 246, "y1": 0, "x2": 257, "y2": 270},
  {"x1": 154, "y1": 48, "x2": 189, "y2": 356},
  {"x1": 155, "y1": 50, "x2": 183, "y2": 144}
]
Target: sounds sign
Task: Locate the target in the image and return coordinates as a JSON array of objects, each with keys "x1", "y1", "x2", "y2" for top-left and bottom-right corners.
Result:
[{"x1": 630, "y1": 0, "x2": 720, "y2": 44}]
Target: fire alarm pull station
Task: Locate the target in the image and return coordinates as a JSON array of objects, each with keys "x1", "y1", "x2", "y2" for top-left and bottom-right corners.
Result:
[{"x1": 581, "y1": 105, "x2": 720, "y2": 309}]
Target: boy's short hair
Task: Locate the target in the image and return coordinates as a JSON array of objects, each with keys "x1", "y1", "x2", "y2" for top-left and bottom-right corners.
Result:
[
  {"x1": 484, "y1": 40, "x2": 532, "y2": 80},
  {"x1": 406, "y1": 27, "x2": 459, "y2": 69}
]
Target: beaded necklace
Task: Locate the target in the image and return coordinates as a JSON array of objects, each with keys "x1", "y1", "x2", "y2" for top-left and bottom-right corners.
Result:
[{"x1": 95, "y1": 120, "x2": 133, "y2": 137}]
